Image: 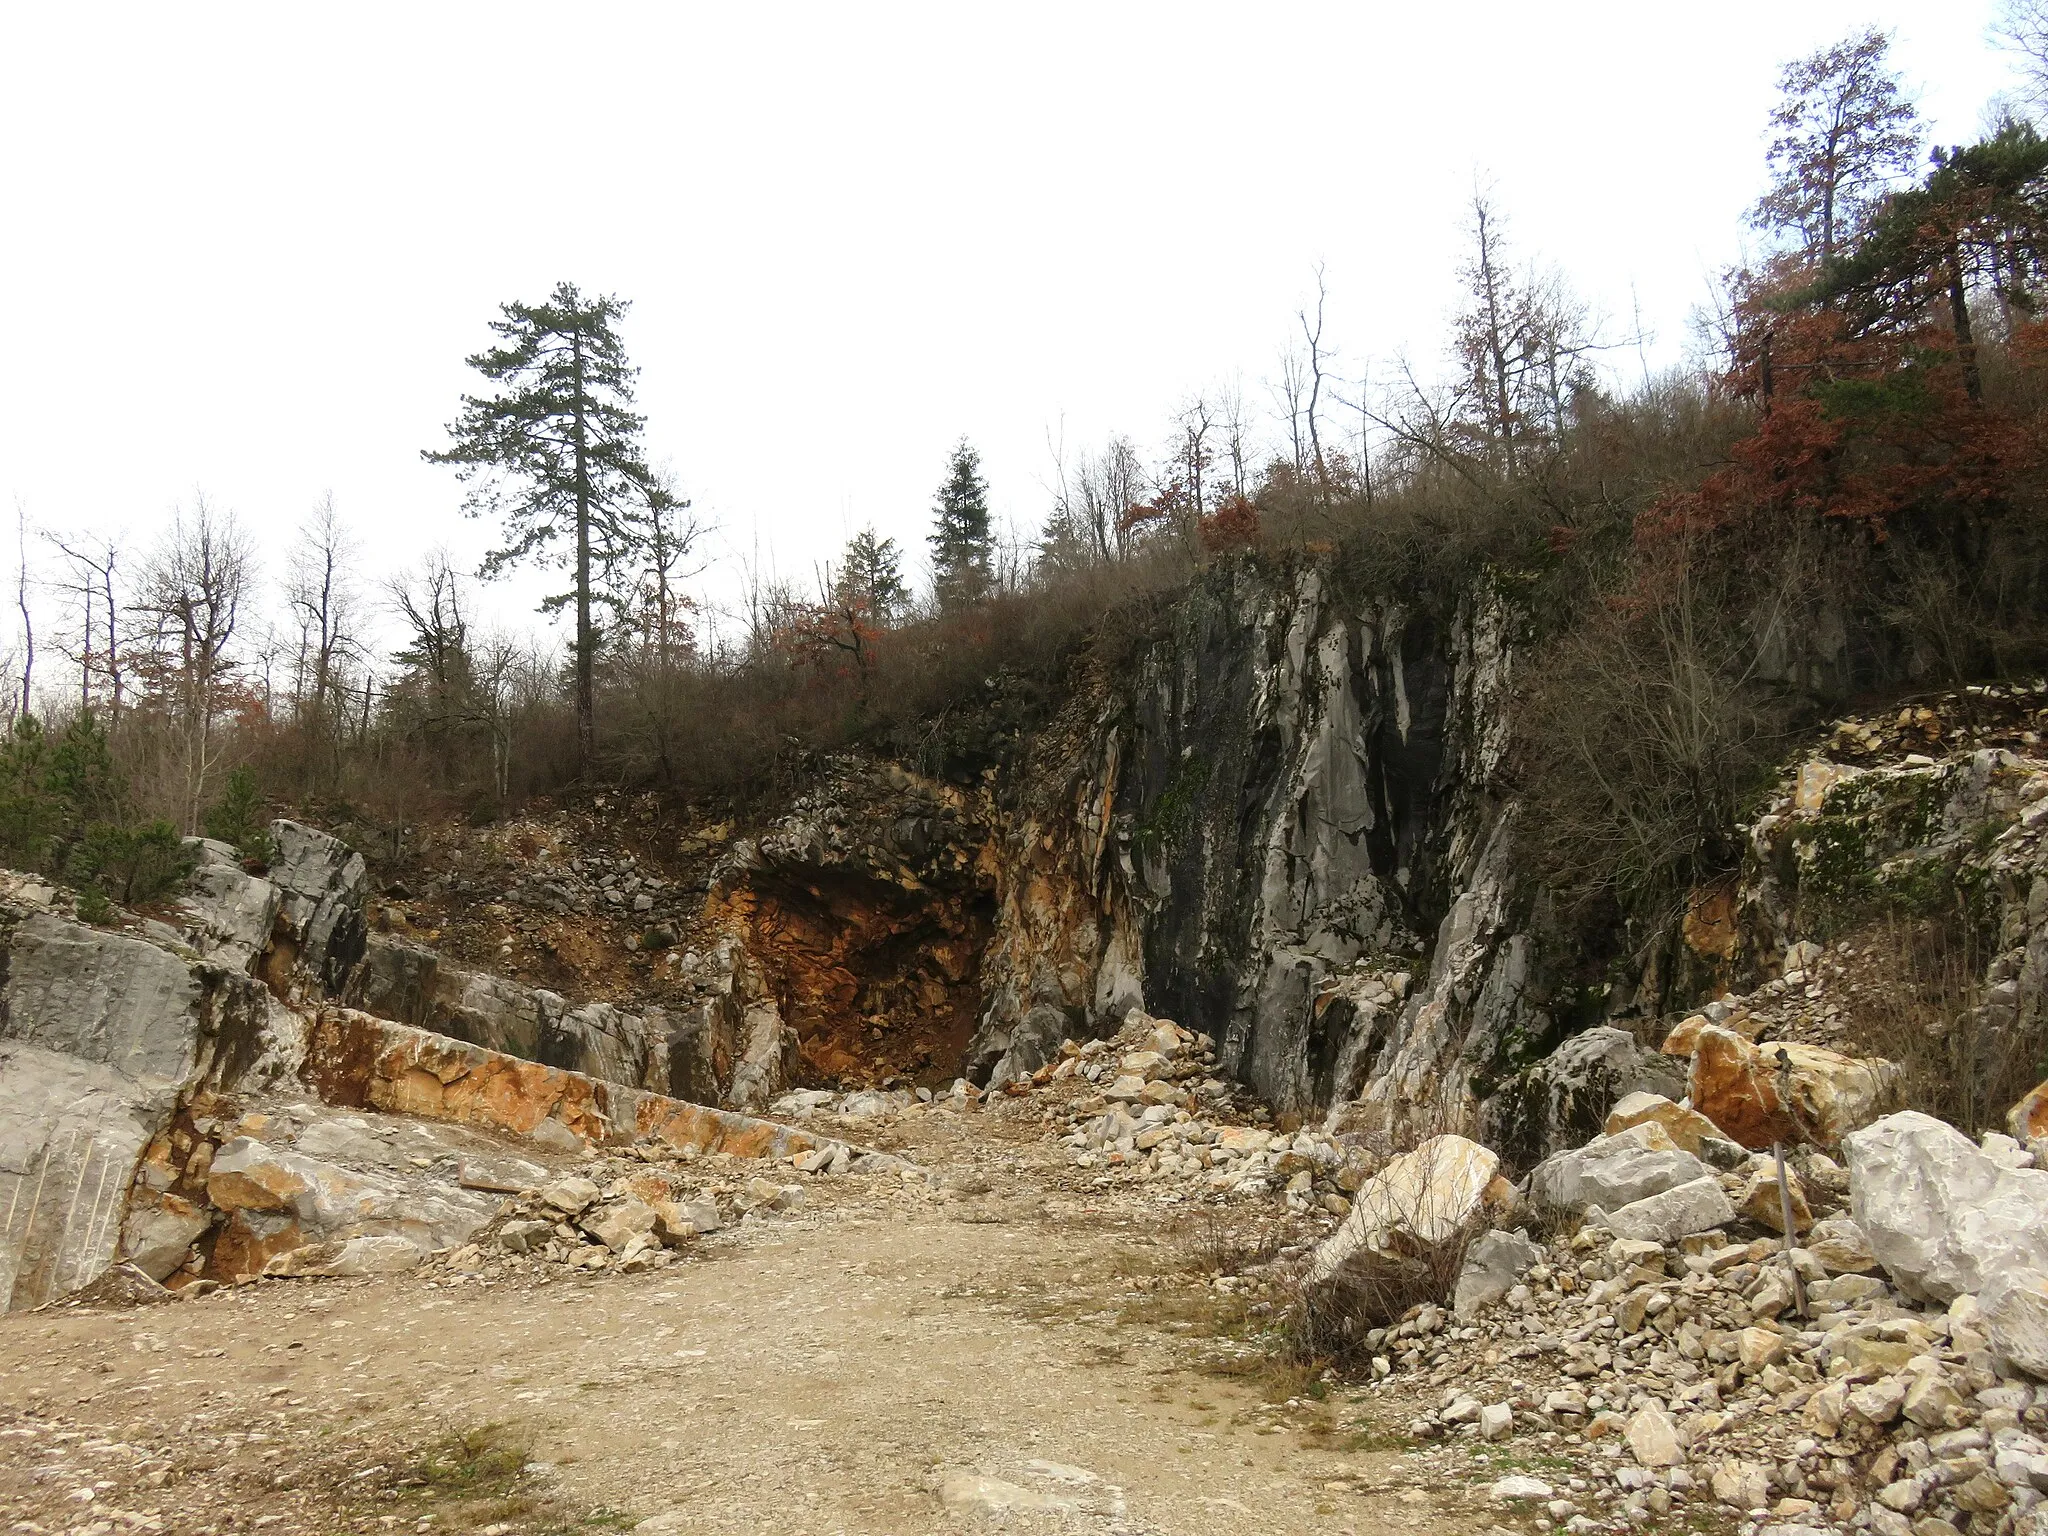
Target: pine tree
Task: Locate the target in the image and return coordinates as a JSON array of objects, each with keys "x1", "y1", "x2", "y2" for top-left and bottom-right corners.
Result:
[
  {"x1": 927, "y1": 439, "x2": 993, "y2": 610},
  {"x1": 834, "y1": 526, "x2": 909, "y2": 624},
  {"x1": 425, "y1": 282, "x2": 653, "y2": 768}
]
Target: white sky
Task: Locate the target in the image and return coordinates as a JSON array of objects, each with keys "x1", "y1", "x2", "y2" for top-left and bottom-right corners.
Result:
[{"x1": 0, "y1": 2, "x2": 2025, "y2": 658}]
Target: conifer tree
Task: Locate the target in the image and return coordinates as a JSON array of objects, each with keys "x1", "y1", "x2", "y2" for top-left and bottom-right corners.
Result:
[
  {"x1": 927, "y1": 439, "x2": 993, "y2": 610},
  {"x1": 425, "y1": 282, "x2": 653, "y2": 768},
  {"x1": 834, "y1": 526, "x2": 909, "y2": 624}
]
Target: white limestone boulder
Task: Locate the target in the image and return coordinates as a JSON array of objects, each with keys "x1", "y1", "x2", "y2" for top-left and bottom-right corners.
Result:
[
  {"x1": 1530, "y1": 1122, "x2": 1710, "y2": 1214},
  {"x1": 1308, "y1": 1134, "x2": 1502, "y2": 1287},
  {"x1": 1844, "y1": 1110, "x2": 2048, "y2": 1304}
]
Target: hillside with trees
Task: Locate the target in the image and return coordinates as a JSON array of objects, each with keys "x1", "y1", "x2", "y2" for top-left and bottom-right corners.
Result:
[{"x1": 0, "y1": 23, "x2": 2041, "y2": 964}]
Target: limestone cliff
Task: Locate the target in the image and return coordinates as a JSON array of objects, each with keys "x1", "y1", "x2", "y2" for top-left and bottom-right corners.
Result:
[{"x1": 965, "y1": 558, "x2": 1541, "y2": 1137}]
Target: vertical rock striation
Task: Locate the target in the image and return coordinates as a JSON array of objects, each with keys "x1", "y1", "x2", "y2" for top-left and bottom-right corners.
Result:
[{"x1": 969, "y1": 559, "x2": 1544, "y2": 1134}]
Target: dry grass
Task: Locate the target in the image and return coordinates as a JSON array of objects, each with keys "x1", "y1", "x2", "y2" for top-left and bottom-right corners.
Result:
[{"x1": 1843, "y1": 913, "x2": 2043, "y2": 1135}]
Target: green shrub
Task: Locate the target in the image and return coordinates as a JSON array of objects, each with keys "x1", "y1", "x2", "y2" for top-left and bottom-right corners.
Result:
[
  {"x1": 72, "y1": 820, "x2": 194, "y2": 905},
  {"x1": 0, "y1": 718, "x2": 60, "y2": 871},
  {"x1": 203, "y1": 766, "x2": 273, "y2": 864}
]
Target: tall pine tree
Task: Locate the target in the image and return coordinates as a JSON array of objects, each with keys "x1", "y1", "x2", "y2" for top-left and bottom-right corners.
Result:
[
  {"x1": 425, "y1": 282, "x2": 652, "y2": 768},
  {"x1": 927, "y1": 439, "x2": 993, "y2": 610}
]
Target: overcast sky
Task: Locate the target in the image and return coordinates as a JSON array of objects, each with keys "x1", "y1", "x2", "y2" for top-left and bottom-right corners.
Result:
[{"x1": 0, "y1": 2, "x2": 2025, "y2": 655}]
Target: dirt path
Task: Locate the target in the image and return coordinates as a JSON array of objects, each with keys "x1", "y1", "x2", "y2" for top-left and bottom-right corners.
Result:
[{"x1": 0, "y1": 1153, "x2": 1518, "y2": 1536}]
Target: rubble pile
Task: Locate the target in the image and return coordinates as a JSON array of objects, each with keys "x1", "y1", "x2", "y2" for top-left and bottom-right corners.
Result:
[
  {"x1": 505, "y1": 848, "x2": 686, "y2": 931},
  {"x1": 1288, "y1": 1086, "x2": 2048, "y2": 1536},
  {"x1": 429, "y1": 1139, "x2": 929, "y2": 1284}
]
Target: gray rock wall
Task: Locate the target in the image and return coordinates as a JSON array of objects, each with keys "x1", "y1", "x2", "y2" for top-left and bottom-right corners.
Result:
[{"x1": 969, "y1": 558, "x2": 1546, "y2": 1134}]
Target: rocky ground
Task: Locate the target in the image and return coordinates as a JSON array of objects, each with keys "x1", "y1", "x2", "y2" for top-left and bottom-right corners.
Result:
[{"x1": 1, "y1": 1089, "x2": 1544, "y2": 1536}]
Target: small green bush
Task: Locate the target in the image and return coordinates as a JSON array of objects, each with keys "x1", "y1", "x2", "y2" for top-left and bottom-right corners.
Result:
[
  {"x1": 204, "y1": 766, "x2": 273, "y2": 864},
  {"x1": 72, "y1": 820, "x2": 194, "y2": 905}
]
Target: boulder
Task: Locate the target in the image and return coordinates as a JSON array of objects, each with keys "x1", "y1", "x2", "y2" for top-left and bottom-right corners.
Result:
[
  {"x1": 118, "y1": 1194, "x2": 211, "y2": 1282},
  {"x1": 1737, "y1": 1165, "x2": 1812, "y2": 1234},
  {"x1": 1307, "y1": 1135, "x2": 1500, "y2": 1286},
  {"x1": 1805, "y1": 1216, "x2": 1878, "y2": 1274},
  {"x1": 579, "y1": 1198, "x2": 659, "y2": 1253},
  {"x1": 1603, "y1": 1091, "x2": 1722, "y2": 1156},
  {"x1": 1494, "y1": 1027, "x2": 1686, "y2": 1162},
  {"x1": 1689, "y1": 1025, "x2": 1902, "y2": 1150},
  {"x1": 1602, "y1": 1177, "x2": 1738, "y2": 1244},
  {"x1": 1626, "y1": 1401, "x2": 1685, "y2": 1468},
  {"x1": 2010, "y1": 1080, "x2": 2048, "y2": 1145},
  {"x1": 497, "y1": 1220, "x2": 553, "y2": 1253},
  {"x1": 205, "y1": 1135, "x2": 493, "y2": 1272},
  {"x1": 541, "y1": 1176, "x2": 601, "y2": 1215},
  {"x1": 263, "y1": 1235, "x2": 423, "y2": 1278},
  {"x1": 1453, "y1": 1228, "x2": 1542, "y2": 1319},
  {"x1": 1844, "y1": 1110, "x2": 2048, "y2": 1303},
  {"x1": 1981, "y1": 1271, "x2": 2048, "y2": 1379},
  {"x1": 1530, "y1": 1122, "x2": 1709, "y2": 1215},
  {"x1": 652, "y1": 1199, "x2": 722, "y2": 1243}
]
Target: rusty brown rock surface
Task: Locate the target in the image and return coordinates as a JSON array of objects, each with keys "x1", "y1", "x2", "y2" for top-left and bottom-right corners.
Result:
[
  {"x1": 302, "y1": 1007, "x2": 848, "y2": 1163},
  {"x1": 1687, "y1": 1024, "x2": 1903, "y2": 1150}
]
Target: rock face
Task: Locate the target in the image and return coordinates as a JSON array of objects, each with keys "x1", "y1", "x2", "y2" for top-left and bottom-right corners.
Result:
[
  {"x1": 969, "y1": 562, "x2": 1533, "y2": 1132},
  {"x1": 706, "y1": 761, "x2": 992, "y2": 1095},
  {"x1": 1844, "y1": 1110, "x2": 2048, "y2": 1303},
  {"x1": 0, "y1": 902, "x2": 297, "y2": 1309},
  {"x1": 348, "y1": 933, "x2": 686, "y2": 1097},
  {"x1": 266, "y1": 820, "x2": 368, "y2": 997},
  {"x1": 1, "y1": 813, "x2": 898, "y2": 1309}
]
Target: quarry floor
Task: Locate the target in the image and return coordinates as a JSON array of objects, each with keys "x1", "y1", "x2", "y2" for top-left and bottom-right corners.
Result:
[{"x1": 0, "y1": 1111, "x2": 1518, "y2": 1536}]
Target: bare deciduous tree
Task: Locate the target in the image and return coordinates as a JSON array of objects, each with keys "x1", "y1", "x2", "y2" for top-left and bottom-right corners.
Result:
[
  {"x1": 134, "y1": 498, "x2": 253, "y2": 831},
  {"x1": 286, "y1": 494, "x2": 362, "y2": 790}
]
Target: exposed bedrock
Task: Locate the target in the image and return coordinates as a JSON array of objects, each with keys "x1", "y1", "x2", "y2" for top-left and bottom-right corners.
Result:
[
  {"x1": 705, "y1": 762, "x2": 995, "y2": 1093},
  {"x1": 968, "y1": 559, "x2": 1537, "y2": 1136}
]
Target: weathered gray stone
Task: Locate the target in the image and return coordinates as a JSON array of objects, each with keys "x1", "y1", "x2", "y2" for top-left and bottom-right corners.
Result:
[
  {"x1": 0, "y1": 915, "x2": 212, "y2": 1310},
  {"x1": 497, "y1": 1219, "x2": 553, "y2": 1253},
  {"x1": 1530, "y1": 1123, "x2": 1710, "y2": 1214},
  {"x1": 0, "y1": 1043, "x2": 182, "y2": 1309},
  {"x1": 1981, "y1": 1270, "x2": 2048, "y2": 1379},
  {"x1": 267, "y1": 819, "x2": 367, "y2": 995},
  {"x1": 1845, "y1": 1110, "x2": 2048, "y2": 1303},
  {"x1": 1496, "y1": 1028, "x2": 1689, "y2": 1164},
  {"x1": 1454, "y1": 1228, "x2": 1542, "y2": 1318},
  {"x1": 3, "y1": 912, "x2": 204, "y2": 1080},
  {"x1": 1602, "y1": 1176, "x2": 1737, "y2": 1244},
  {"x1": 118, "y1": 1196, "x2": 210, "y2": 1282},
  {"x1": 177, "y1": 841, "x2": 282, "y2": 974}
]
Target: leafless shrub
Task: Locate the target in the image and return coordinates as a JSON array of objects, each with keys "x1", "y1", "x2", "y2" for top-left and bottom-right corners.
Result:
[
  {"x1": 1845, "y1": 914, "x2": 2039, "y2": 1135},
  {"x1": 1278, "y1": 1129, "x2": 1489, "y2": 1366}
]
